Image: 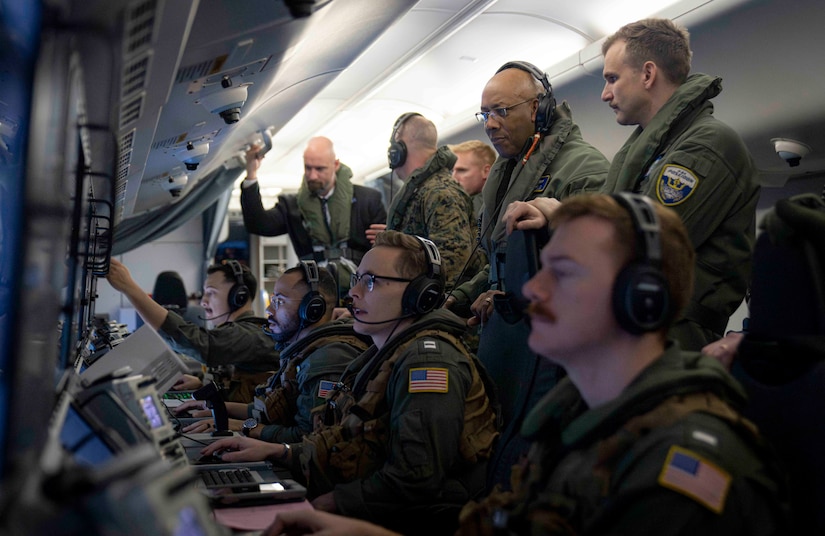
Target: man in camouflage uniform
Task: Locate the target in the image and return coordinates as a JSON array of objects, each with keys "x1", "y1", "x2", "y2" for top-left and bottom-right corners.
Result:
[
  {"x1": 382, "y1": 113, "x2": 484, "y2": 290},
  {"x1": 175, "y1": 262, "x2": 367, "y2": 440},
  {"x1": 202, "y1": 232, "x2": 498, "y2": 536}
]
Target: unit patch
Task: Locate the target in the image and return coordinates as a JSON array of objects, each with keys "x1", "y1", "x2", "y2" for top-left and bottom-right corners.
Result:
[
  {"x1": 534, "y1": 175, "x2": 551, "y2": 194},
  {"x1": 408, "y1": 368, "x2": 448, "y2": 393},
  {"x1": 656, "y1": 164, "x2": 698, "y2": 206},
  {"x1": 658, "y1": 445, "x2": 731, "y2": 513}
]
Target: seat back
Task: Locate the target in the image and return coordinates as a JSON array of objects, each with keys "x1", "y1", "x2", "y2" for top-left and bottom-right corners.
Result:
[{"x1": 732, "y1": 193, "x2": 825, "y2": 534}]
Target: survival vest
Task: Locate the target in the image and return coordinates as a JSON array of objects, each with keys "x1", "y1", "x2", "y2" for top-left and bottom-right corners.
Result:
[{"x1": 299, "y1": 323, "x2": 499, "y2": 497}]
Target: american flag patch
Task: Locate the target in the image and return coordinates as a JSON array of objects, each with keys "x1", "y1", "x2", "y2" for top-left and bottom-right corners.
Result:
[
  {"x1": 317, "y1": 380, "x2": 335, "y2": 399},
  {"x1": 408, "y1": 368, "x2": 448, "y2": 393},
  {"x1": 658, "y1": 446, "x2": 731, "y2": 513}
]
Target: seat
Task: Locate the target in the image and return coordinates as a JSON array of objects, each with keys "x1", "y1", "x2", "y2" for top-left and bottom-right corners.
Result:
[{"x1": 731, "y1": 193, "x2": 825, "y2": 534}]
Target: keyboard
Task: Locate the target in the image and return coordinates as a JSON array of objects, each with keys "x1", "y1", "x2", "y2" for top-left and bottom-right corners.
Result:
[{"x1": 200, "y1": 468, "x2": 256, "y2": 489}]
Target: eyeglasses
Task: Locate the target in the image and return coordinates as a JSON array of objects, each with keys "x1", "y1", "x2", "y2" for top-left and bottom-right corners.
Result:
[
  {"x1": 269, "y1": 296, "x2": 300, "y2": 311},
  {"x1": 475, "y1": 98, "x2": 534, "y2": 124},
  {"x1": 350, "y1": 272, "x2": 412, "y2": 293}
]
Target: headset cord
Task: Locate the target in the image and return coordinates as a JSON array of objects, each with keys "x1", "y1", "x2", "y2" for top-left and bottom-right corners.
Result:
[{"x1": 444, "y1": 132, "x2": 542, "y2": 303}]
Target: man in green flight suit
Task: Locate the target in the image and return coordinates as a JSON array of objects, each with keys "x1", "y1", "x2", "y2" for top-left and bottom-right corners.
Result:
[
  {"x1": 174, "y1": 262, "x2": 369, "y2": 442},
  {"x1": 600, "y1": 18, "x2": 759, "y2": 349},
  {"x1": 201, "y1": 231, "x2": 498, "y2": 536},
  {"x1": 506, "y1": 19, "x2": 760, "y2": 351},
  {"x1": 262, "y1": 193, "x2": 790, "y2": 536},
  {"x1": 106, "y1": 258, "x2": 276, "y2": 403},
  {"x1": 448, "y1": 61, "x2": 609, "y2": 491}
]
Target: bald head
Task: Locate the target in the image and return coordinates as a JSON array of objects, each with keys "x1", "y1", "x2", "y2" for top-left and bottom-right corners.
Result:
[
  {"x1": 303, "y1": 136, "x2": 340, "y2": 196},
  {"x1": 480, "y1": 68, "x2": 544, "y2": 158},
  {"x1": 397, "y1": 115, "x2": 438, "y2": 152},
  {"x1": 393, "y1": 115, "x2": 438, "y2": 180}
]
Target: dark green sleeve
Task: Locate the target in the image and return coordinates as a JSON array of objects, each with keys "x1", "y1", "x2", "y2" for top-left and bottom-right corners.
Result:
[{"x1": 333, "y1": 340, "x2": 473, "y2": 520}]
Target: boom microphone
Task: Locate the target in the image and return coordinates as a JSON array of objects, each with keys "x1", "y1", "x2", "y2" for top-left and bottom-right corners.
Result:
[{"x1": 343, "y1": 296, "x2": 414, "y2": 325}]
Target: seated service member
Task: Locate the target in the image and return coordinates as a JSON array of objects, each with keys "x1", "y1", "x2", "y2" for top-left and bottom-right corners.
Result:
[
  {"x1": 202, "y1": 231, "x2": 498, "y2": 535},
  {"x1": 459, "y1": 193, "x2": 789, "y2": 535},
  {"x1": 176, "y1": 262, "x2": 369, "y2": 442},
  {"x1": 106, "y1": 258, "x2": 276, "y2": 403}
]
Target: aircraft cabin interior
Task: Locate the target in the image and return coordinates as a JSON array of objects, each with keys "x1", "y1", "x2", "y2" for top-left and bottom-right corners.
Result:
[{"x1": 0, "y1": 0, "x2": 823, "y2": 534}]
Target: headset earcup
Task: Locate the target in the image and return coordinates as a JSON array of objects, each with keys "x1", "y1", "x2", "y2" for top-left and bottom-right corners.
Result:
[
  {"x1": 299, "y1": 293, "x2": 326, "y2": 324},
  {"x1": 534, "y1": 93, "x2": 556, "y2": 133},
  {"x1": 402, "y1": 275, "x2": 443, "y2": 316},
  {"x1": 387, "y1": 140, "x2": 407, "y2": 169},
  {"x1": 228, "y1": 283, "x2": 250, "y2": 311},
  {"x1": 612, "y1": 264, "x2": 670, "y2": 334}
]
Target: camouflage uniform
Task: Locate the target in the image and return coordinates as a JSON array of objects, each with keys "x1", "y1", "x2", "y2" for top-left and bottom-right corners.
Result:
[
  {"x1": 602, "y1": 74, "x2": 759, "y2": 350},
  {"x1": 248, "y1": 319, "x2": 370, "y2": 444},
  {"x1": 386, "y1": 146, "x2": 484, "y2": 289},
  {"x1": 458, "y1": 344, "x2": 790, "y2": 535}
]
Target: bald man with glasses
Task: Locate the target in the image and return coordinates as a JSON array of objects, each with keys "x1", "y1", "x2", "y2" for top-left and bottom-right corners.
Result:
[{"x1": 448, "y1": 61, "x2": 609, "y2": 490}]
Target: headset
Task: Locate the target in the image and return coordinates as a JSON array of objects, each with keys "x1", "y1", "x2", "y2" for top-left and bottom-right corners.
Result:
[
  {"x1": 225, "y1": 259, "x2": 251, "y2": 311},
  {"x1": 401, "y1": 235, "x2": 445, "y2": 316},
  {"x1": 387, "y1": 112, "x2": 422, "y2": 169},
  {"x1": 495, "y1": 61, "x2": 556, "y2": 134},
  {"x1": 611, "y1": 192, "x2": 672, "y2": 334},
  {"x1": 298, "y1": 260, "x2": 327, "y2": 324}
]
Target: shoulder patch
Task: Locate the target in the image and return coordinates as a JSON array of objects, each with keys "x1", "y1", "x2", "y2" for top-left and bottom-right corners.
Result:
[
  {"x1": 408, "y1": 368, "x2": 448, "y2": 393},
  {"x1": 317, "y1": 380, "x2": 335, "y2": 399},
  {"x1": 534, "y1": 175, "x2": 551, "y2": 194},
  {"x1": 658, "y1": 445, "x2": 731, "y2": 513},
  {"x1": 418, "y1": 338, "x2": 440, "y2": 352},
  {"x1": 656, "y1": 164, "x2": 698, "y2": 206}
]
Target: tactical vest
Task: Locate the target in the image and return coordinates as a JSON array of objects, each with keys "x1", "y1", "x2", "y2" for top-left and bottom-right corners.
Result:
[
  {"x1": 252, "y1": 326, "x2": 370, "y2": 425},
  {"x1": 299, "y1": 328, "x2": 499, "y2": 497},
  {"x1": 457, "y1": 391, "x2": 769, "y2": 536}
]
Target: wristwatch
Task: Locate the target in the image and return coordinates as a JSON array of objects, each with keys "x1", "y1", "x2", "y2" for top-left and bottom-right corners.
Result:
[{"x1": 241, "y1": 417, "x2": 258, "y2": 437}]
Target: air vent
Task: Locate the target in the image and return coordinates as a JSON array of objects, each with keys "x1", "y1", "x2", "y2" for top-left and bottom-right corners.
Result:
[
  {"x1": 121, "y1": 53, "x2": 152, "y2": 99},
  {"x1": 119, "y1": 92, "x2": 145, "y2": 129},
  {"x1": 151, "y1": 134, "x2": 182, "y2": 151},
  {"x1": 124, "y1": 0, "x2": 159, "y2": 56},
  {"x1": 116, "y1": 130, "x2": 136, "y2": 214},
  {"x1": 176, "y1": 55, "x2": 228, "y2": 84}
]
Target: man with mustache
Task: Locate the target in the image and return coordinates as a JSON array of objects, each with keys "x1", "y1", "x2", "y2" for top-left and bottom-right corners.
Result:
[
  {"x1": 263, "y1": 193, "x2": 789, "y2": 535},
  {"x1": 175, "y1": 262, "x2": 368, "y2": 441}
]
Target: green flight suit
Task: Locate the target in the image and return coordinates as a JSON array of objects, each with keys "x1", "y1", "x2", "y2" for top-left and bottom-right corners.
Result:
[
  {"x1": 460, "y1": 343, "x2": 789, "y2": 535},
  {"x1": 249, "y1": 319, "x2": 369, "y2": 444},
  {"x1": 603, "y1": 74, "x2": 760, "y2": 350},
  {"x1": 450, "y1": 102, "x2": 609, "y2": 491}
]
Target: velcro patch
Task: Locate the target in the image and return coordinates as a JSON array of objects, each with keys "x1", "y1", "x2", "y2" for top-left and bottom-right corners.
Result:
[
  {"x1": 656, "y1": 164, "x2": 698, "y2": 206},
  {"x1": 418, "y1": 339, "x2": 440, "y2": 352},
  {"x1": 534, "y1": 175, "x2": 551, "y2": 194},
  {"x1": 658, "y1": 445, "x2": 731, "y2": 513},
  {"x1": 317, "y1": 380, "x2": 335, "y2": 399},
  {"x1": 408, "y1": 368, "x2": 448, "y2": 393}
]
